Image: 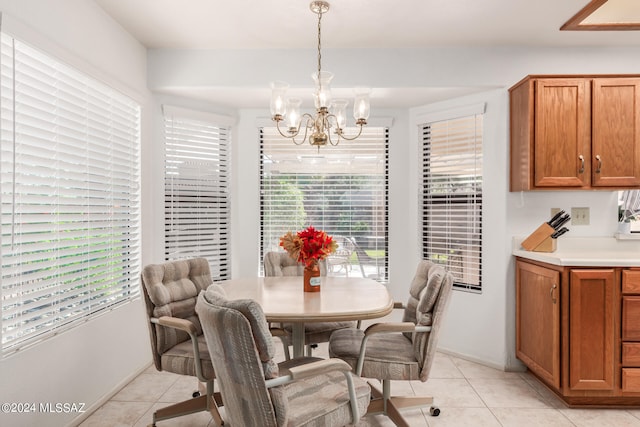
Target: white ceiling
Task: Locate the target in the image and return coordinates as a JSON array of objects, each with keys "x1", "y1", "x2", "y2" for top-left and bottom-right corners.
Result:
[{"x1": 94, "y1": 0, "x2": 640, "y2": 108}]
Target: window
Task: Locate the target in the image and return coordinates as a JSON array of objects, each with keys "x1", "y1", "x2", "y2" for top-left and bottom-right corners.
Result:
[
  {"x1": 619, "y1": 190, "x2": 640, "y2": 233},
  {"x1": 0, "y1": 33, "x2": 141, "y2": 355},
  {"x1": 420, "y1": 114, "x2": 483, "y2": 292},
  {"x1": 260, "y1": 127, "x2": 388, "y2": 281},
  {"x1": 163, "y1": 106, "x2": 231, "y2": 280}
]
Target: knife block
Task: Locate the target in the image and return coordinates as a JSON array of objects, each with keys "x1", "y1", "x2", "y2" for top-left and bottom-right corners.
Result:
[{"x1": 521, "y1": 223, "x2": 557, "y2": 252}]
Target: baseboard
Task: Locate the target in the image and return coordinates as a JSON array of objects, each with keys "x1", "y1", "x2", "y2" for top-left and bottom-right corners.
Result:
[
  {"x1": 436, "y1": 347, "x2": 527, "y2": 373},
  {"x1": 67, "y1": 361, "x2": 153, "y2": 427}
]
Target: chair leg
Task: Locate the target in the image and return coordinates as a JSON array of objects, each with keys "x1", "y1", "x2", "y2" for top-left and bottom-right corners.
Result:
[
  {"x1": 365, "y1": 380, "x2": 437, "y2": 427},
  {"x1": 206, "y1": 380, "x2": 225, "y2": 426},
  {"x1": 151, "y1": 380, "x2": 224, "y2": 426},
  {"x1": 281, "y1": 338, "x2": 291, "y2": 361}
]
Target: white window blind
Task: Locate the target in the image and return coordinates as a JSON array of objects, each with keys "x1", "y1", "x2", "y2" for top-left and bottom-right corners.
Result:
[
  {"x1": 260, "y1": 127, "x2": 388, "y2": 281},
  {"x1": 421, "y1": 114, "x2": 482, "y2": 292},
  {"x1": 0, "y1": 33, "x2": 141, "y2": 355},
  {"x1": 163, "y1": 107, "x2": 231, "y2": 281}
]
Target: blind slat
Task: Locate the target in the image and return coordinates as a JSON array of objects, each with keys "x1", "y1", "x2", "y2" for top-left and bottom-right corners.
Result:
[
  {"x1": 164, "y1": 107, "x2": 231, "y2": 281},
  {"x1": 421, "y1": 114, "x2": 483, "y2": 292},
  {"x1": 1, "y1": 33, "x2": 141, "y2": 355},
  {"x1": 260, "y1": 127, "x2": 389, "y2": 282}
]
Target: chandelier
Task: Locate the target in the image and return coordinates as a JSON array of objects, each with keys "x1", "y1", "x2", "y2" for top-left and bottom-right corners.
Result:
[{"x1": 269, "y1": 1, "x2": 370, "y2": 148}]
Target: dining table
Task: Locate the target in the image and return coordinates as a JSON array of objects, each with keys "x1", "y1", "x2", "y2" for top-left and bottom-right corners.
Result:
[{"x1": 216, "y1": 276, "x2": 394, "y2": 358}]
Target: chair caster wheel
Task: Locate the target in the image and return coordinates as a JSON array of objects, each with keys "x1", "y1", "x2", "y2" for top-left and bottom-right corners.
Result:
[
  {"x1": 192, "y1": 391, "x2": 201, "y2": 398},
  {"x1": 429, "y1": 406, "x2": 440, "y2": 416}
]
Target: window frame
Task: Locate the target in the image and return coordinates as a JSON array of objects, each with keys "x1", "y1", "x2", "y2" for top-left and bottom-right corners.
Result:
[
  {"x1": 419, "y1": 108, "x2": 484, "y2": 293},
  {"x1": 162, "y1": 105, "x2": 233, "y2": 281},
  {"x1": 0, "y1": 32, "x2": 142, "y2": 356},
  {"x1": 259, "y1": 127, "x2": 389, "y2": 281}
]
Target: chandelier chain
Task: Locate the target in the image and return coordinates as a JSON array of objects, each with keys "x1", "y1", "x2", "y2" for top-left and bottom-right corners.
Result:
[{"x1": 317, "y1": 8, "x2": 323, "y2": 89}]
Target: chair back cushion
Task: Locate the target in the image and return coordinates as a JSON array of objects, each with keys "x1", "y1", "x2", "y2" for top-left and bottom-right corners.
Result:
[
  {"x1": 263, "y1": 251, "x2": 327, "y2": 276},
  {"x1": 196, "y1": 288, "x2": 281, "y2": 427},
  {"x1": 141, "y1": 258, "x2": 211, "y2": 370},
  {"x1": 402, "y1": 260, "x2": 454, "y2": 381}
]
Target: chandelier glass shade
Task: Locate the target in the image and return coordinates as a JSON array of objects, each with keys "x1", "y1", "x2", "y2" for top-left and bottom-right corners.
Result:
[{"x1": 269, "y1": 1, "x2": 370, "y2": 148}]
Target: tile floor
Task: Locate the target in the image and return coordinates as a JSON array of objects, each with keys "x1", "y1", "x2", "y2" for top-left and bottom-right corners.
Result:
[{"x1": 79, "y1": 339, "x2": 640, "y2": 427}]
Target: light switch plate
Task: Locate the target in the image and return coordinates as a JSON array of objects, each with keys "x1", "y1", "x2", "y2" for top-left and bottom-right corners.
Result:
[{"x1": 571, "y1": 207, "x2": 590, "y2": 225}]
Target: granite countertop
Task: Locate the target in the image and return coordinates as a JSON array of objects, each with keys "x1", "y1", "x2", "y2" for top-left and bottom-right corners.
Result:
[{"x1": 512, "y1": 237, "x2": 640, "y2": 267}]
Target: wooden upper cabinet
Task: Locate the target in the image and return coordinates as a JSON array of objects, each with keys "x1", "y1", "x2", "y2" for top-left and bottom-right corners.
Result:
[
  {"x1": 534, "y1": 79, "x2": 590, "y2": 188},
  {"x1": 510, "y1": 75, "x2": 640, "y2": 191},
  {"x1": 592, "y1": 78, "x2": 640, "y2": 187}
]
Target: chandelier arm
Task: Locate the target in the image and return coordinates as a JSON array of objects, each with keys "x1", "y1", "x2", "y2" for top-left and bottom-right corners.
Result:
[
  {"x1": 291, "y1": 118, "x2": 314, "y2": 145},
  {"x1": 335, "y1": 123, "x2": 365, "y2": 141},
  {"x1": 274, "y1": 113, "x2": 315, "y2": 141},
  {"x1": 274, "y1": 119, "x2": 295, "y2": 139},
  {"x1": 327, "y1": 130, "x2": 341, "y2": 146},
  {"x1": 322, "y1": 114, "x2": 340, "y2": 146}
]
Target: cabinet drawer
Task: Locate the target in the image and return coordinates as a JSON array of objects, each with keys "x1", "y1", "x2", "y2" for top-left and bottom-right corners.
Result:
[
  {"x1": 622, "y1": 369, "x2": 640, "y2": 392},
  {"x1": 622, "y1": 343, "x2": 640, "y2": 367},
  {"x1": 623, "y1": 270, "x2": 640, "y2": 294},
  {"x1": 623, "y1": 297, "x2": 640, "y2": 341}
]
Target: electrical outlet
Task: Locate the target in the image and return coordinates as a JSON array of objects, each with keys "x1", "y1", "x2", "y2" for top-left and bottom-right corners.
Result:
[
  {"x1": 571, "y1": 207, "x2": 590, "y2": 225},
  {"x1": 550, "y1": 208, "x2": 562, "y2": 217}
]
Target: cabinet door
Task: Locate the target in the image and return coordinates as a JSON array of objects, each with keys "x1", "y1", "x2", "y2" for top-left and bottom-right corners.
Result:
[
  {"x1": 516, "y1": 261, "x2": 561, "y2": 389},
  {"x1": 569, "y1": 269, "x2": 616, "y2": 391},
  {"x1": 534, "y1": 79, "x2": 590, "y2": 188},
  {"x1": 592, "y1": 78, "x2": 640, "y2": 187}
]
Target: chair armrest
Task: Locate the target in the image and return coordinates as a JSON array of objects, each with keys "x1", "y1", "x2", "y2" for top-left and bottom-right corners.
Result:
[
  {"x1": 286, "y1": 358, "x2": 352, "y2": 380},
  {"x1": 269, "y1": 327, "x2": 289, "y2": 338},
  {"x1": 364, "y1": 321, "x2": 416, "y2": 336},
  {"x1": 151, "y1": 316, "x2": 208, "y2": 382},
  {"x1": 356, "y1": 322, "x2": 431, "y2": 376},
  {"x1": 265, "y1": 358, "x2": 361, "y2": 423},
  {"x1": 154, "y1": 316, "x2": 198, "y2": 336}
]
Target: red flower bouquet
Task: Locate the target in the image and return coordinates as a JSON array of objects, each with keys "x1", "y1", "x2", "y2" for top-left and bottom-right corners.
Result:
[{"x1": 279, "y1": 226, "x2": 337, "y2": 268}]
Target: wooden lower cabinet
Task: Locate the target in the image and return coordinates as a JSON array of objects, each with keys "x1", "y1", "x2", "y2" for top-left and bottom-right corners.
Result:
[
  {"x1": 516, "y1": 260, "x2": 560, "y2": 388},
  {"x1": 516, "y1": 258, "x2": 640, "y2": 405},
  {"x1": 567, "y1": 269, "x2": 616, "y2": 392}
]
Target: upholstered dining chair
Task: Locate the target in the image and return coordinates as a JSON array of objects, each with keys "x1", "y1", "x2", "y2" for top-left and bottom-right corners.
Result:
[
  {"x1": 328, "y1": 260, "x2": 454, "y2": 426},
  {"x1": 263, "y1": 250, "x2": 328, "y2": 276},
  {"x1": 348, "y1": 237, "x2": 385, "y2": 280},
  {"x1": 326, "y1": 235, "x2": 355, "y2": 276},
  {"x1": 196, "y1": 284, "x2": 371, "y2": 426},
  {"x1": 263, "y1": 251, "x2": 356, "y2": 359},
  {"x1": 141, "y1": 258, "x2": 224, "y2": 426}
]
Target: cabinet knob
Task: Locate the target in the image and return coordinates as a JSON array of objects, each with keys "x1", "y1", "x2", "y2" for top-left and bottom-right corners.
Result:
[
  {"x1": 578, "y1": 155, "x2": 585, "y2": 174},
  {"x1": 550, "y1": 284, "x2": 557, "y2": 304},
  {"x1": 595, "y1": 155, "x2": 602, "y2": 174}
]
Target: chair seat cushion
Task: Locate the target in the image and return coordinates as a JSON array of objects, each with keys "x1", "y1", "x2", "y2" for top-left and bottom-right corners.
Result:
[
  {"x1": 160, "y1": 334, "x2": 215, "y2": 380},
  {"x1": 329, "y1": 328, "x2": 420, "y2": 381},
  {"x1": 283, "y1": 321, "x2": 356, "y2": 345},
  {"x1": 283, "y1": 369, "x2": 370, "y2": 427}
]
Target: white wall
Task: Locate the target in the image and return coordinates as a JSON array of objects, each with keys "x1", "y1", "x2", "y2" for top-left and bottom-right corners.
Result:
[
  {"x1": 3, "y1": 6, "x2": 638, "y2": 425},
  {"x1": 148, "y1": 43, "x2": 640, "y2": 371},
  {"x1": 154, "y1": 39, "x2": 640, "y2": 385},
  {"x1": 230, "y1": 108, "x2": 415, "y2": 301},
  {"x1": 0, "y1": 1, "x2": 153, "y2": 426}
]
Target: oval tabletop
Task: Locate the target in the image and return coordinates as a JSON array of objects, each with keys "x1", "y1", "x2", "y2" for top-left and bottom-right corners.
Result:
[{"x1": 217, "y1": 276, "x2": 394, "y2": 323}]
